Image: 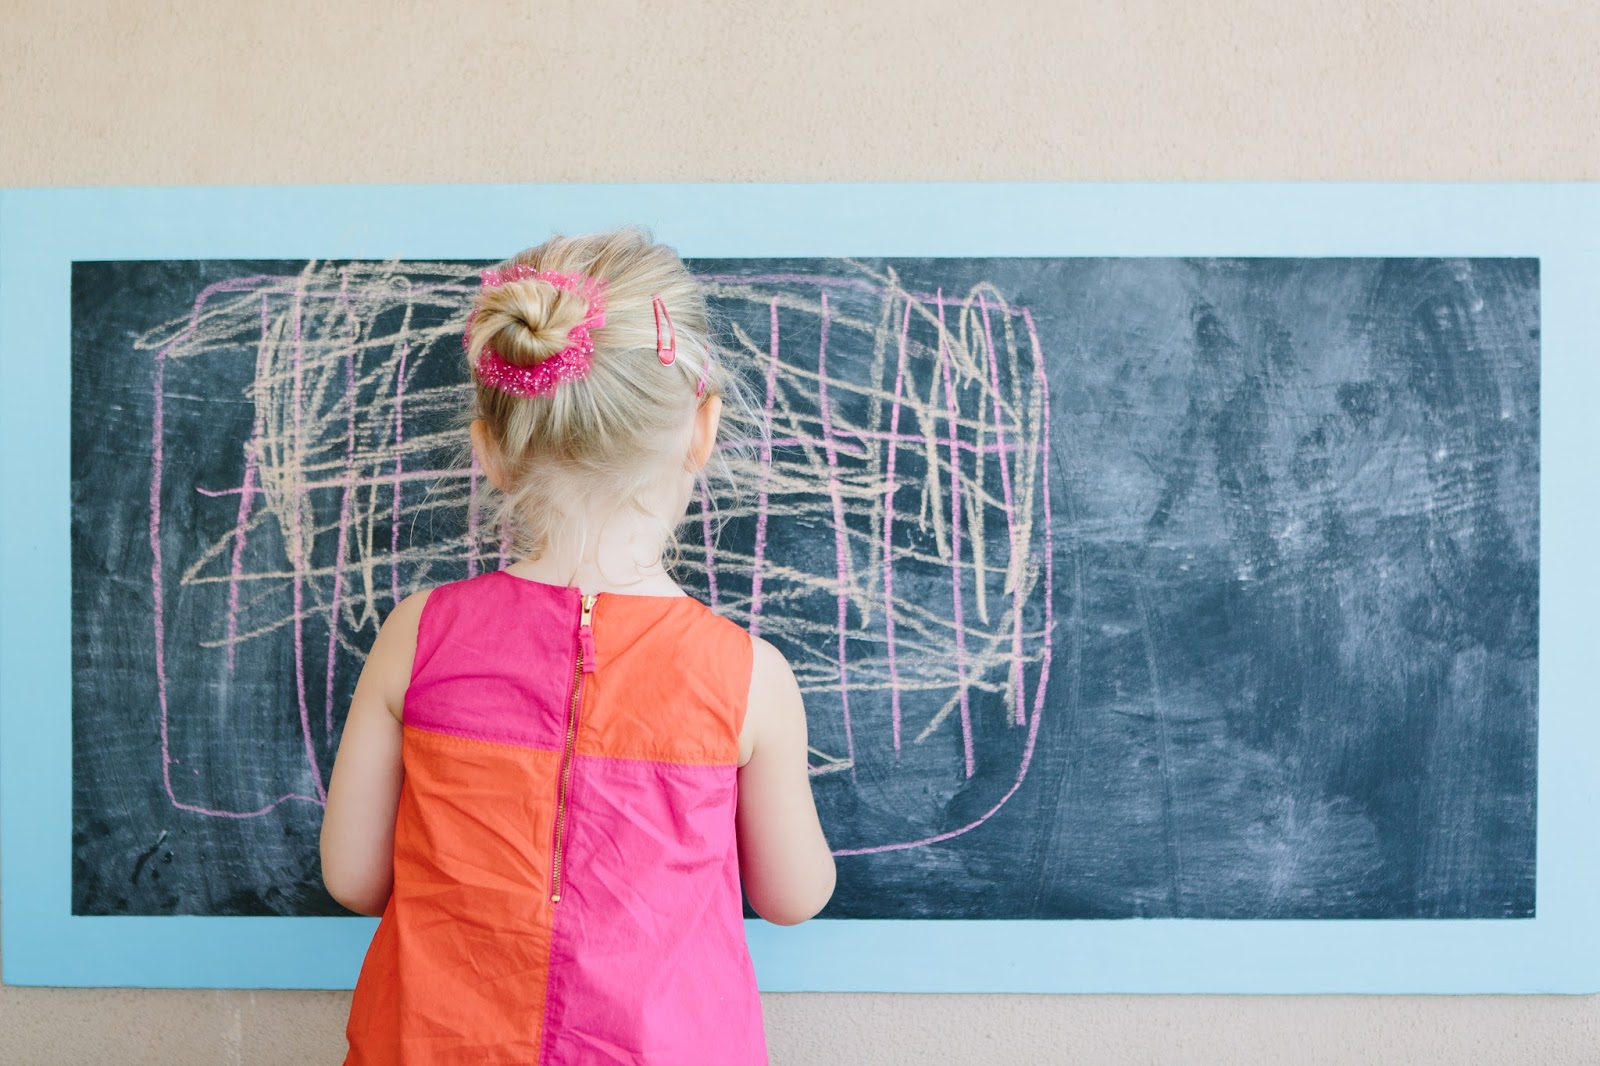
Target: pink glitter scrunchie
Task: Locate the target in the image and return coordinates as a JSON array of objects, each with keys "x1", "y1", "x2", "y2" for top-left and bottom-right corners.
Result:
[{"x1": 465, "y1": 265, "x2": 608, "y2": 398}]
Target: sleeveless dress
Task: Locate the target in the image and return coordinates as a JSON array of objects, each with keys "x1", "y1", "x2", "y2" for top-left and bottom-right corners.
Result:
[{"x1": 344, "y1": 570, "x2": 767, "y2": 1065}]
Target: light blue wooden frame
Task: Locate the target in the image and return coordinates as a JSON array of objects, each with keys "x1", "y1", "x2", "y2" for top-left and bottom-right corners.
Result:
[{"x1": 1, "y1": 182, "x2": 1594, "y2": 990}]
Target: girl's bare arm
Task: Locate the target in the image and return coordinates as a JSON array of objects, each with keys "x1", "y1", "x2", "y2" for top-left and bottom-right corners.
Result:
[
  {"x1": 319, "y1": 590, "x2": 429, "y2": 916},
  {"x1": 736, "y1": 636, "x2": 837, "y2": 925}
]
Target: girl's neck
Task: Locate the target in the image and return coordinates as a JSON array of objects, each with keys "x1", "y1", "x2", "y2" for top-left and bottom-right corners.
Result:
[{"x1": 502, "y1": 502, "x2": 689, "y2": 598}]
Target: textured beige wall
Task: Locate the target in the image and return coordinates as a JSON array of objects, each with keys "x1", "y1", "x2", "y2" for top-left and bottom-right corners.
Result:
[{"x1": 3, "y1": 1, "x2": 1597, "y2": 1062}]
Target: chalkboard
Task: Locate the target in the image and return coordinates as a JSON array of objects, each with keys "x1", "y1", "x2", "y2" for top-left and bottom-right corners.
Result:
[{"x1": 71, "y1": 256, "x2": 1538, "y2": 920}]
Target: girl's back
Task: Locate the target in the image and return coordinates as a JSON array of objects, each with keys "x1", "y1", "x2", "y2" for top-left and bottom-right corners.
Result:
[{"x1": 345, "y1": 571, "x2": 764, "y2": 1064}]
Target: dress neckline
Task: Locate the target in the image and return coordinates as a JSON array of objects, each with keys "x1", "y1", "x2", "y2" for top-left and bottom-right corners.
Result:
[{"x1": 489, "y1": 567, "x2": 700, "y2": 605}]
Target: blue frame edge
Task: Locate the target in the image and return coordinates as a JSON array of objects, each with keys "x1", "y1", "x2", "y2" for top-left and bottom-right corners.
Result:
[{"x1": 2, "y1": 181, "x2": 1597, "y2": 991}]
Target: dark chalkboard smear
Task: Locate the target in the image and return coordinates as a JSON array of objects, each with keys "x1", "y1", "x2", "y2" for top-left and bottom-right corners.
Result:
[{"x1": 71, "y1": 257, "x2": 1537, "y2": 919}]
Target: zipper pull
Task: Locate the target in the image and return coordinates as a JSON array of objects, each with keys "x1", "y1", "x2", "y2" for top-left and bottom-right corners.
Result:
[{"x1": 578, "y1": 593, "x2": 597, "y2": 673}]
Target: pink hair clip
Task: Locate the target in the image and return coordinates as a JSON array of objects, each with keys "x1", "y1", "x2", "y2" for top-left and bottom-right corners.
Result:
[
  {"x1": 653, "y1": 294, "x2": 677, "y2": 367},
  {"x1": 467, "y1": 266, "x2": 608, "y2": 398},
  {"x1": 652, "y1": 293, "x2": 708, "y2": 398}
]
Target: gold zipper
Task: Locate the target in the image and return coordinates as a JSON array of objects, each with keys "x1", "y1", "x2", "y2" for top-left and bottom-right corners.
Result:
[{"x1": 551, "y1": 593, "x2": 597, "y2": 904}]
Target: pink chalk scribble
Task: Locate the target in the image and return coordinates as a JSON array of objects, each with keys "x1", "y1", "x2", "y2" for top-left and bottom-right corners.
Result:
[
  {"x1": 141, "y1": 263, "x2": 476, "y2": 820},
  {"x1": 689, "y1": 265, "x2": 1055, "y2": 855},
  {"x1": 136, "y1": 260, "x2": 1054, "y2": 856}
]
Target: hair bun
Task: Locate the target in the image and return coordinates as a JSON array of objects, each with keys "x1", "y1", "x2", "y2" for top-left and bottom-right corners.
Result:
[{"x1": 472, "y1": 277, "x2": 592, "y2": 367}]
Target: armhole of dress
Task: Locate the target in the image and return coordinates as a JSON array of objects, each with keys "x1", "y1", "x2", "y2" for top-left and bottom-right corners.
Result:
[
  {"x1": 403, "y1": 584, "x2": 446, "y2": 705},
  {"x1": 731, "y1": 626, "x2": 757, "y2": 747}
]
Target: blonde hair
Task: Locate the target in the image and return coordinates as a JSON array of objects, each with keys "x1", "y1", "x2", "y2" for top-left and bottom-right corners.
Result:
[{"x1": 464, "y1": 226, "x2": 752, "y2": 570}]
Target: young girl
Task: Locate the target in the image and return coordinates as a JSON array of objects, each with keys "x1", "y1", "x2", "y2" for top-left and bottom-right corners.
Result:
[{"x1": 319, "y1": 228, "x2": 836, "y2": 1065}]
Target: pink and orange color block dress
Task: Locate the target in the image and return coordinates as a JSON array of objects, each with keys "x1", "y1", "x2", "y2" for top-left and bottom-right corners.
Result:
[{"x1": 344, "y1": 570, "x2": 767, "y2": 1064}]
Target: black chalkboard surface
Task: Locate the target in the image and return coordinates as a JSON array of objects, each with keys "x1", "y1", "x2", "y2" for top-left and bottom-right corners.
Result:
[{"x1": 71, "y1": 257, "x2": 1538, "y2": 919}]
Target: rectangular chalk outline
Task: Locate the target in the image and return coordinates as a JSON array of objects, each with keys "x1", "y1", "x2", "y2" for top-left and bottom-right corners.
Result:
[{"x1": 1, "y1": 182, "x2": 1594, "y2": 991}]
